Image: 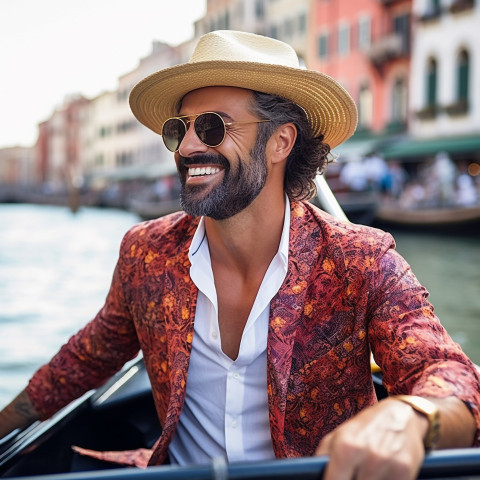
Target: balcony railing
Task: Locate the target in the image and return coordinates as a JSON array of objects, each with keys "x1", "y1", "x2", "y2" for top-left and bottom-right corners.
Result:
[
  {"x1": 415, "y1": 101, "x2": 469, "y2": 119},
  {"x1": 414, "y1": 105, "x2": 438, "y2": 120},
  {"x1": 366, "y1": 34, "x2": 404, "y2": 67},
  {"x1": 418, "y1": 7, "x2": 443, "y2": 22},
  {"x1": 450, "y1": 0, "x2": 475, "y2": 13},
  {"x1": 378, "y1": 0, "x2": 402, "y2": 5},
  {"x1": 444, "y1": 100, "x2": 469, "y2": 116}
]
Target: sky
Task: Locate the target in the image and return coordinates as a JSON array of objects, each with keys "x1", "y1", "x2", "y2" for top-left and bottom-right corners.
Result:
[{"x1": 0, "y1": 0, "x2": 206, "y2": 148}]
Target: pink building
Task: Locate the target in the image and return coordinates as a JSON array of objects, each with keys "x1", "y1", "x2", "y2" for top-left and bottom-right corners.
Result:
[
  {"x1": 34, "y1": 95, "x2": 90, "y2": 190},
  {"x1": 307, "y1": 0, "x2": 412, "y2": 158}
]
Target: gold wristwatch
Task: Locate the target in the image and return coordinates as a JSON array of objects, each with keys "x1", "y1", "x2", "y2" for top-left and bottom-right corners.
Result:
[{"x1": 393, "y1": 395, "x2": 441, "y2": 450}]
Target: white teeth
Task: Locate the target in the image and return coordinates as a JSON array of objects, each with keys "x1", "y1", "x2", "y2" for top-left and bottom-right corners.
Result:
[{"x1": 188, "y1": 167, "x2": 220, "y2": 177}]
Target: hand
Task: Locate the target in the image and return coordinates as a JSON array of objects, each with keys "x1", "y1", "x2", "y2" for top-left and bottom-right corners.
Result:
[{"x1": 316, "y1": 397, "x2": 429, "y2": 480}]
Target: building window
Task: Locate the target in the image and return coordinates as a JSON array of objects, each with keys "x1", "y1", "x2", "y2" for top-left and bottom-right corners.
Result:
[
  {"x1": 318, "y1": 33, "x2": 329, "y2": 60},
  {"x1": 393, "y1": 13, "x2": 410, "y2": 54},
  {"x1": 116, "y1": 152, "x2": 133, "y2": 167},
  {"x1": 117, "y1": 120, "x2": 137, "y2": 133},
  {"x1": 214, "y1": 11, "x2": 230, "y2": 30},
  {"x1": 255, "y1": 0, "x2": 264, "y2": 19},
  {"x1": 445, "y1": 49, "x2": 470, "y2": 115},
  {"x1": 391, "y1": 77, "x2": 408, "y2": 122},
  {"x1": 358, "y1": 16, "x2": 371, "y2": 51},
  {"x1": 298, "y1": 12, "x2": 307, "y2": 34},
  {"x1": 94, "y1": 154, "x2": 104, "y2": 167},
  {"x1": 284, "y1": 18, "x2": 294, "y2": 37},
  {"x1": 419, "y1": 0, "x2": 442, "y2": 21},
  {"x1": 117, "y1": 88, "x2": 130, "y2": 102},
  {"x1": 431, "y1": 0, "x2": 441, "y2": 11},
  {"x1": 457, "y1": 49, "x2": 470, "y2": 103},
  {"x1": 358, "y1": 83, "x2": 373, "y2": 128},
  {"x1": 338, "y1": 24, "x2": 350, "y2": 56},
  {"x1": 416, "y1": 57, "x2": 438, "y2": 119},
  {"x1": 426, "y1": 57, "x2": 438, "y2": 107},
  {"x1": 450, "y1": 0, "x2": 475, "y2": 14},
  {"x1": 99, "y1": 126, "x2": 112, "y2": 138}
]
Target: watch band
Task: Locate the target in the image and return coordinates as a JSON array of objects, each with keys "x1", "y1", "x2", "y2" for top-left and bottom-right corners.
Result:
[{"x1": 393, "y1": 395, "x2": 441, "y2": 450}]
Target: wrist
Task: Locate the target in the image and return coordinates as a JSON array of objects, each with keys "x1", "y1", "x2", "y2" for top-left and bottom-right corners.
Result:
[{"x1": 392, "y1": 395, "x2": 441, "y2": 450}]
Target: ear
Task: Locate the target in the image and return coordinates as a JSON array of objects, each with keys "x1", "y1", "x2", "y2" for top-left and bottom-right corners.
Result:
[{"x1": 267, "y1": 123, "x2": 297, "y2": 165}]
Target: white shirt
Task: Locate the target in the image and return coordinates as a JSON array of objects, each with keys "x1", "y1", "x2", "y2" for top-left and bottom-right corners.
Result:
[{"x1": 168, "y1": 197, "x2": 290, "y2": 465}]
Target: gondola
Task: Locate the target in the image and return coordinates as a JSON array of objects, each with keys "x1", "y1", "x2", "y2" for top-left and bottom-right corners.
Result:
[
  {"x1": 2, "y1": 357, "x2": 480, "y2": 479},
  {"x1": 2, "y1": 176, "x2": 480, "y2": 479}
]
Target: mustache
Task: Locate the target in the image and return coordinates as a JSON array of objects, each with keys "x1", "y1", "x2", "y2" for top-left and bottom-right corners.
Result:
[{"x1": 178, "y1": 153, "x2": 229, "y2": 169}]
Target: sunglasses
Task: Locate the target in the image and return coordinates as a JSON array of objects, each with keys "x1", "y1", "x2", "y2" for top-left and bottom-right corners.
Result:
[{"x1": 161, "y1": 111, "x2": 270, "y2": 152}]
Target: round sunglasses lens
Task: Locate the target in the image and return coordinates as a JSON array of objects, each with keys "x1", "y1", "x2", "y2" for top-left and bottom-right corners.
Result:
[
  {"x1": 195, "y1": 113, "x2": 225, "y2": 147},
  {"x1": 162, "y1": 118, "x2": 186, "y2": 152}
]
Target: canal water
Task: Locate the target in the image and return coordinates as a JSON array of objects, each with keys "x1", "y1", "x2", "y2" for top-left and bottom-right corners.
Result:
[{"x1": 0, "y1": 203, "x2": 479, "y2": 409}]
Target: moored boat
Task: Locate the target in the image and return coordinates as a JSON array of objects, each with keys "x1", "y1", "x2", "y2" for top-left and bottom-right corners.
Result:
[
  {"x1": 376, "y1": 204, "x2": 480, "y2": 227},
  {"x1": 127, "y1": 197, "x2": 181, "y2": 221}
]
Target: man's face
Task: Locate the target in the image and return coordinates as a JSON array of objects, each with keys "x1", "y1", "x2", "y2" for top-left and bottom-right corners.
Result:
[{"x1": 173, "y1": 87, "x2": 268, "y2": 220}]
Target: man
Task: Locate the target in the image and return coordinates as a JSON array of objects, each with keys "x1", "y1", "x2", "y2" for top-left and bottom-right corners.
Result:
[{"x1": 1, "y1": 31, "x2": 479, "y2": 480}]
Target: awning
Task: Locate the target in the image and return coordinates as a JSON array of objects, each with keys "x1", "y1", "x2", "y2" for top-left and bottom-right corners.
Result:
[
  {"x1": 332, "y1": 132, "x2": 400, "y2": 163},
  {"x1": 382, "y1": 134, "x2": 480, "y2": 160},
  {"x1": 332, "y1": 136, "x2": 382, "y2": 163}
]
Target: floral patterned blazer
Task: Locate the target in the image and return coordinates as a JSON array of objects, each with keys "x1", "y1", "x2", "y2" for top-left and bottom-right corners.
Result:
[{"x1": 27, "y1": 200, "x2": 480, "y2": 466}]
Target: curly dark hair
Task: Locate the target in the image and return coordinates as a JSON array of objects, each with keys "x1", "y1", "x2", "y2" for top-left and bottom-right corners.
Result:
[{"x1": 248, "y1": 91, "x2": 331, "y2": 201}]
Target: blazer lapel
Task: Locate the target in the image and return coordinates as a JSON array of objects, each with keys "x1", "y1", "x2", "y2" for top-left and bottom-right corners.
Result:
[
  {"x1": 267, "y1": 201, "x2": 323, "y2": 457},
  {"x1": 159, "y1": 224, "x2": 199, "y2": 437}
]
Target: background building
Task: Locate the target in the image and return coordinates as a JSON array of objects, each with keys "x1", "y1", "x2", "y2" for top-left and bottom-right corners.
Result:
[
  {"x1": 0, "y1": 0, "x2": 478, "y2": 215},
  {"x1": 384, "y1": 0, "x2": 480, "y2": 161},
  {"x1": 265, "y1": 0, "x2": 309, "y2": 61},
  {"x1": 307, "y1": 0, "x2": 412, "y2": 161}
]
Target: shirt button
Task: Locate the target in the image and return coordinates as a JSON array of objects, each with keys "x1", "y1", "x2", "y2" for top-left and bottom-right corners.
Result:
[
  {"x1": 211, "y1": 331, "x2": 218, "y2": 339},
  {"x1": 233, "y1": 372, "x2": 240, "y2": 379},
  {"x1": 231, "y1": 420, "x2": 238, "y2": 428}
]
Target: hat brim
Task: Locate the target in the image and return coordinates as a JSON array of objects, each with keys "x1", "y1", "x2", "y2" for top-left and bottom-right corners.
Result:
[{"x1": 129, "y1": 61, "x2": 358, "y2": 149}]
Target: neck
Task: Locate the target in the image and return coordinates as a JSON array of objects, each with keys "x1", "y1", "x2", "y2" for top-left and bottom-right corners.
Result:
[{"x1": 204, "y1": 189, "x2": 287, "y2": 277}]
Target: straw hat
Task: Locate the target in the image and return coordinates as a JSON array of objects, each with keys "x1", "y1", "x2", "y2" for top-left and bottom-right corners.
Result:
[{"x1": 129, "y1": 30, "x2": 358, "y2": 149}]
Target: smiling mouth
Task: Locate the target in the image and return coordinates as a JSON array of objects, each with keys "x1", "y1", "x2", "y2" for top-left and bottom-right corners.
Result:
[{"x1": 188, "y1": 166, "x2": 222, "y2": 177}]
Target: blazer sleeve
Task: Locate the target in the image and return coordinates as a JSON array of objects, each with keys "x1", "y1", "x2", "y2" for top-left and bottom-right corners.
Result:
[
  {"x1": 26, "y1": 232, "x2": 141, "y2": 419},
  {"x1": 367, "y1": 247, "x2": 480, "y2": 445}
]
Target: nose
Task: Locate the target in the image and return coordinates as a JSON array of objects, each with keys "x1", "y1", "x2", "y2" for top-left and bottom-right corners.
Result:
[{"x1": 177, "y1": 121, "x2": 209, "y2": 157}]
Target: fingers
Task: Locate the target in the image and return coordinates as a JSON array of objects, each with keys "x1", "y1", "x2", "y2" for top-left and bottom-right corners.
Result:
[
  {"x1": 318, "y1": 434, "x2": 421, "y2": 480},
  {"x1": 315, "y1": 399, "x2": 426, "y2": 480},
  {"x1": 317, "y1": 433, "x2": 357, "y2": 480}
]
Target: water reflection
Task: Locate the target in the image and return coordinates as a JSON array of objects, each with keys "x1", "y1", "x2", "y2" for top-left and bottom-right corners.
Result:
[{"x1": 0, "y1": 204, "x2": 139, "y2": 407}]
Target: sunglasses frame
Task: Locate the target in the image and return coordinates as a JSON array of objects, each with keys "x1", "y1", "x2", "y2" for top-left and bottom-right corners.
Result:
[{"x1": 161, "y1": 111, "x2": 270, "y2": 152}]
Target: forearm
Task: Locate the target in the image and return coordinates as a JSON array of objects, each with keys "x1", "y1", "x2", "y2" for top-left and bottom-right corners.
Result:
[
  {"x1": 433, "y1": 396, "x2": 476, "y2": 449},
  {"x1": 0, "y1": 390, "x2": 41, "y2": 439}
]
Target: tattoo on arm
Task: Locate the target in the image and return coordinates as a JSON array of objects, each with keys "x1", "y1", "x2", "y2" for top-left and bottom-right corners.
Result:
[
  {"x1": 0, "y1": 390, "x2": 42, "y2": 438},
  {"x1": 13, "y1": 391, "x2": 41, "y2": 422}
]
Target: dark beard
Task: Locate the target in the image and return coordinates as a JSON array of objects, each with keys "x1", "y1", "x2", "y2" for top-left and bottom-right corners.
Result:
[{"x1": 177, "y1": 142, "x2": 268, "y2": 220}]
